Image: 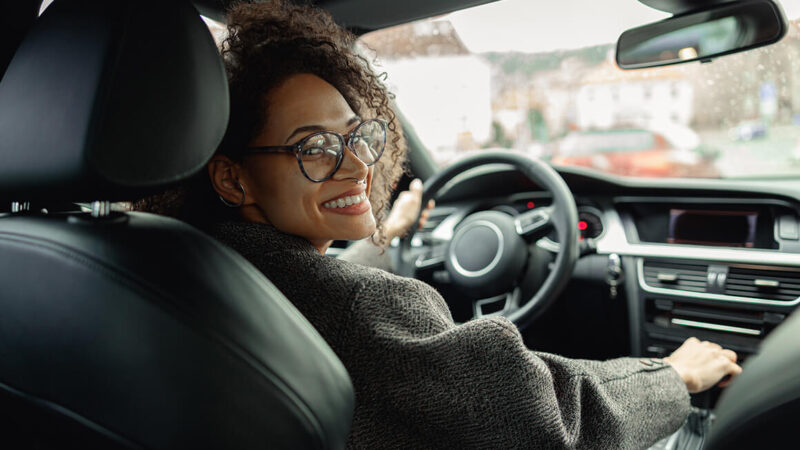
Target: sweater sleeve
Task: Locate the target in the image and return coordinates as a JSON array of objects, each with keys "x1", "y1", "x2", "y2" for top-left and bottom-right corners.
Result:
[{"x1": 348, "y1": 275, "x2": 691, "y2": 449}]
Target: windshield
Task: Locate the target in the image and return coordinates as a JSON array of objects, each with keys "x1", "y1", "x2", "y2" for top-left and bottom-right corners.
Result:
[{"x1": 358, "y1": 0, "x2": 800, "y2": 179}]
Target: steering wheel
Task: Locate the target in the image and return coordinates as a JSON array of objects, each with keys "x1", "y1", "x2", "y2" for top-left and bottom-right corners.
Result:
[{"x1": 400, "y1": 152, "x2": 579, "y2": 329}]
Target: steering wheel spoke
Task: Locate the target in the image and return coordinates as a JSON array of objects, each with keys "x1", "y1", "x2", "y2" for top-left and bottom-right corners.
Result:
[
  {"x1": 473, "y1": 287, "x2": 521, "y2": 318},
  {"x1": 514, "y1": 205, "x2": 555, "y2": 240},
  {"x1": 414, "y1": 242, "x2": 448, "y2": 270}
]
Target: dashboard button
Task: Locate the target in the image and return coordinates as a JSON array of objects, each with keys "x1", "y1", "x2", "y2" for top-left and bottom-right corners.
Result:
[{"x1": 778, "y1": 215, "x2": 799, "y2": 240}]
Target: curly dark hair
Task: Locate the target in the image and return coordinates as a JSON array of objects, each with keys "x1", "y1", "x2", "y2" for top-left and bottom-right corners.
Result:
[{"x1": 135, "y1": 0, "x2": 407, "y2": 247}]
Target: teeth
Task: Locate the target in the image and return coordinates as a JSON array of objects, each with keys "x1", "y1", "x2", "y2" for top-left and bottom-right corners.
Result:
[{"x1": 324, "y1": 193, "x2": 368, "y2": 209}]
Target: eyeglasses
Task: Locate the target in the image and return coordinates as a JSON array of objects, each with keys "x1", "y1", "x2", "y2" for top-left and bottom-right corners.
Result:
[{"x1": 244, "y1": 119, "x2": 387, "y2": 182}]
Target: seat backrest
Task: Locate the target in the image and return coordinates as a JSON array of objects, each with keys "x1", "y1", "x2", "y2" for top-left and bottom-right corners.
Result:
[
  {"x1": 0, "y1": 1, "x2": 354, "y2": 448},
  {"x1": 704, "y1": 307, "x2": 800, "y2": 449},
  {"x1": 0, "y1": 0, "x2": 40, "y2": 81}
]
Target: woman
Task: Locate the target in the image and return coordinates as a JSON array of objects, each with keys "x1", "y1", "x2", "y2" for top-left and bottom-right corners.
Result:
[{"x1": 138, "y1": 1, "x2": 742, "y2": 448}]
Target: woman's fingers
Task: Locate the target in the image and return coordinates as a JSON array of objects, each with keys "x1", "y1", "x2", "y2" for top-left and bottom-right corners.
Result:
[
  {"x1": 419, "y1": 209, "x2": 430, "y2": 229},
  {"x1": 409, "y1": 178, "x2": 423, "y2": 194},
  {"x1": 385, "y1": 179, "x2": 427, "y2": 239},
  {"x1": 666, "y1": 337, "x2": 745, "y2": 393},
  {"x1": 721, "y1": 349, "x2": 737, "y2": 363},
  {"x1": 718, "y1": 362, "x2": 743, "y2": 387}
]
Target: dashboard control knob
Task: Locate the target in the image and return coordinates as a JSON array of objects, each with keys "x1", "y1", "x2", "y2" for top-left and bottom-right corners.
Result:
[{"x1": 607, "y1": 253, "x2": 623, "y2": 299}]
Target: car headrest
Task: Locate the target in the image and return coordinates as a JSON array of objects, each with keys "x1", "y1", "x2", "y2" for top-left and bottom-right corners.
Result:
[
  {"x1": 0, "y1": 0, "x2": 228, "y2": 204},
  {"x1": 0, "y1": 0, "x2": 40, "y2": 80}
]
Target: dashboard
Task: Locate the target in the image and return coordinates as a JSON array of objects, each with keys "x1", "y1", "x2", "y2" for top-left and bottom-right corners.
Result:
[{"x1": 409, "y1": 163, "x2": 800, "y2": 408}]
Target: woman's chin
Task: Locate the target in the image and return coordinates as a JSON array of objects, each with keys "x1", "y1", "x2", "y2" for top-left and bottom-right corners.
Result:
[
  {"x1": 315, "y1": 206, "x2": 376, "y2": 241},
  {"x1": 336, "y1": 218, "x2": 376, "y2": 241},
  {"x1": 347, "y1": 223, "x2": 376, "y2": 241}
]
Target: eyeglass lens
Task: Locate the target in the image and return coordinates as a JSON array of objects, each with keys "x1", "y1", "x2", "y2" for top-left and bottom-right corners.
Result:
[{"x1": 298, "y1": 120, "x2": 385, "y2": 181}]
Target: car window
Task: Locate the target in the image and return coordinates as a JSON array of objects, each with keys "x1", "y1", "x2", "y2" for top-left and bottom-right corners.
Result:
[{"x1": 358, "y1": 0, "x2": 800, "y2": 179}]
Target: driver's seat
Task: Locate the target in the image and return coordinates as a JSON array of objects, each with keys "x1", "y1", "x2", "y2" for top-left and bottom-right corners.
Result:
[{"x1": 0, "y1": 1, "x2": 353, "y2": 448}]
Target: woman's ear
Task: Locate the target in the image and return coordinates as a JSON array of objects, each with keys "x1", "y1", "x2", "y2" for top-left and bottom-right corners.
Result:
[{"x1": 208, "y1": 155, "x2": 245, "y2": 206}]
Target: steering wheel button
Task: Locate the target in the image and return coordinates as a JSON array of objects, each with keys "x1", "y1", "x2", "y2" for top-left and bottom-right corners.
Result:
[{"x1": 432, "y1": 270, "x2": 451, "y2": 284}]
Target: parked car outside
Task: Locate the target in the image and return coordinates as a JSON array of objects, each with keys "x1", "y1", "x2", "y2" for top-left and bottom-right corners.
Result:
[{"x1": 551, "y1": 127, "x2": 719, "y2": 178}]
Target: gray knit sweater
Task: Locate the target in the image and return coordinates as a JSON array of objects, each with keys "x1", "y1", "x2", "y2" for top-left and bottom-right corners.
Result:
[{"x1": 210, "y1": 221, "x2": 691, "y2": 449}]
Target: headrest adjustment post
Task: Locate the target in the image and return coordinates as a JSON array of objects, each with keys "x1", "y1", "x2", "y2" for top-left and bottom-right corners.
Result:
[
  {"x1": 11, "y1": 202, "x2": 30, "y2": 213},
  {"x1": 91, "y1": 201, "x2": 111, "y2": 218}
]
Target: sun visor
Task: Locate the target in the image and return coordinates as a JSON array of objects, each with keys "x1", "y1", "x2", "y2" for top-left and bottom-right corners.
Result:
[{"x1": 0, "y1": 0, "x2": 228, "y2": 203}]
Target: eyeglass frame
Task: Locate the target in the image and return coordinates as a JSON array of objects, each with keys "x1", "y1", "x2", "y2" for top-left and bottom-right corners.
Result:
[{"x1": 243, "y1": 118, "x2": 387, "y2": 182}]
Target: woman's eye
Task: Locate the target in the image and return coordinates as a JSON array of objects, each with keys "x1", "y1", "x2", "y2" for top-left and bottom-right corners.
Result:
[
  {"x1": 301, "y1": 147, "x2": 324, "y2": 159},
  {"x1": 353, "y1": 135, "x2": 372, "y2": 147}
]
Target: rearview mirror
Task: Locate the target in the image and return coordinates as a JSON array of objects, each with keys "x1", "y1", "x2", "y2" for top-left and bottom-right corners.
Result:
[{"x1": 616, "y1": 0, "x2": 788, "y2": 70}]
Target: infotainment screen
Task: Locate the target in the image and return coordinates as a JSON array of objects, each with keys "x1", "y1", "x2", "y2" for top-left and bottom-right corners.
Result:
[{"x1": 668, "y1": 209, "x2": 757, "y2": 247}]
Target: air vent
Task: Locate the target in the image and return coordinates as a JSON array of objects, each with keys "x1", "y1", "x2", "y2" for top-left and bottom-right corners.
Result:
[
  {"x1": 643, "y1": 260, "x2": 709, "y2": 293},
  {"x1": 724, "y1": 266, "x2": 800, "y2": 302}
]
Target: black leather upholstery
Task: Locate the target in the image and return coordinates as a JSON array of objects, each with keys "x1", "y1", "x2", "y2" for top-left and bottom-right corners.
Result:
[
  {"x1": 0, "y1": 0, "x2": 228, "y2": 203},
  {"x1": 0, "y1": 213, "x2": 354, "y2": 449},
  {"x1": 705, "y1": 308, "x2": 800, "y2": 449},
  {"x1": 0, "y1": 1, "x2": 355, "y2": 448},
  {"x1": 0, "y1": 0, "x2": 40, "y2": 80}
]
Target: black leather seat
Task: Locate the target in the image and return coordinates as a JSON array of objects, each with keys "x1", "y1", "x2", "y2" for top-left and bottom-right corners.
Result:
[
  {"x1": 704, "y1": 307, "x2": 800, "y2": 449},
  {"x1": 0, "y1": 1, "x2": 354, "y2": 448},
  {"x1": 0, "y1": 0, "x2": 39, "y2": 80}
]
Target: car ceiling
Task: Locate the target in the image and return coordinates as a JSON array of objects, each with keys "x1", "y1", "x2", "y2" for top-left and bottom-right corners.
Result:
[
  {"x1": 192, "y1": 0, "x2": 733, "y2": 30},
  {"x1": 1, "y1": 0, "x2": 497, "y2": 78},
  {"x1": 192, "y1": 0, "x2": 499, "y2": 32}
]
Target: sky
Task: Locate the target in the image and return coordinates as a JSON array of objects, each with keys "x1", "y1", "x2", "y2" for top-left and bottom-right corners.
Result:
[{"x1": 446, "y1": 0, "x2": 800, "y2": 53}]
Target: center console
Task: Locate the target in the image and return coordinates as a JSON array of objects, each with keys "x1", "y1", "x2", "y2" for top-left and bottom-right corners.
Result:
[
  {"x1": 630, "y1": 256, "x2": 797, "y2": 407},
  {"x1": 611, "y1": 197, "x2": 800, "y2": 409}
]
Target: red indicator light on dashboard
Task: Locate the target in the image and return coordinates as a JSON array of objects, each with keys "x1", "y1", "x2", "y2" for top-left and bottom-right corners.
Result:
[
  {"x1": 527, "y1": 201, "x2": 535, "y2": 209},
  {"x1": 578, "y1": 220, "x2": 588, "y2": 231}
]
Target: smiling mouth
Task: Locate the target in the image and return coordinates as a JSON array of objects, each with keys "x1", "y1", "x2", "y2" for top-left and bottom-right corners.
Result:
[{"x1": 323, "y1": 192, "x2": 368, "y2": 209}]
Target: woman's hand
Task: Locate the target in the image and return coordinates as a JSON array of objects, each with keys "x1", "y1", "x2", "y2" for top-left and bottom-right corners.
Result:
[
  {"x1": 663, "y1": 337, "x2": 743, "y2": 393},
  {"x1": 384, "y1": 178, "x2": 435, "y2": 241}
]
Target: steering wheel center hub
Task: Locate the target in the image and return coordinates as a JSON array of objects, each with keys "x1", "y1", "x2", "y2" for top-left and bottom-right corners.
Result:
[
  {"x1": 450, "y1": 221, "x2": 503, "y2": 276},
  {"x1": 445, "y1": 211, "x2": 527, "y2": 297}
]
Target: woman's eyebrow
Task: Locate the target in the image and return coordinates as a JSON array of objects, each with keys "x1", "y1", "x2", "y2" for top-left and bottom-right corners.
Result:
[
  {"x1": 284, "y1": 115, "x2": 362, "y2": 144},
  {"x1": 285, "y1": 125, "x2": 325, "y2": 144}
]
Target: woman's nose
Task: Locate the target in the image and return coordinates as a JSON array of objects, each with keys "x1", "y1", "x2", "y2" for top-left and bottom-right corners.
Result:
[{"x1": 334, "y1": 144, "x2": 369, "y2": 181}]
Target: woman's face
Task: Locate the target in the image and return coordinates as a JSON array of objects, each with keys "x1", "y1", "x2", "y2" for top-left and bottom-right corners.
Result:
[{"x1": 236, "y1": 73, "x2": 376, "y2": 251}]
